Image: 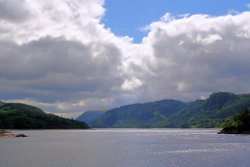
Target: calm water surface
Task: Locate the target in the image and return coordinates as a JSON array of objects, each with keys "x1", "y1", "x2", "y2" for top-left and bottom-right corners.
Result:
[{"x1": 1, "y1": 129, "x2": 250, "y2": 167}]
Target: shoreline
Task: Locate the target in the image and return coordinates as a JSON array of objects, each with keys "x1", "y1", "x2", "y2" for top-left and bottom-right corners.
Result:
[{"x1": 0, "y1": 130, "x2": 27, "y2": 138}]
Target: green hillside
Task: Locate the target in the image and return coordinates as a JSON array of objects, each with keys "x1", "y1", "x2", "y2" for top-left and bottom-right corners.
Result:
[
  {"x1": 172, "y1": 92, "x2": 250, "y2": 128},
  {"x1": 91, "y1": 99, "x2": 187, "y2": 128},
  {"x1": 0, "y1": 102, "x2": 89, "y2": 129},
  {"x1": 90, "y1": 92, "x2": 250, "y2": 128}
]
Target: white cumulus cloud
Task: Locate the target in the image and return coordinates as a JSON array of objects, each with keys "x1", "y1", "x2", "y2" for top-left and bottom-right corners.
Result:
[
  {"x1": 0, "y1": 0, "x2": 250, "y2": 117},
  {"x1": 134, "y1": 12, "x2": 250, "y2": 101}
]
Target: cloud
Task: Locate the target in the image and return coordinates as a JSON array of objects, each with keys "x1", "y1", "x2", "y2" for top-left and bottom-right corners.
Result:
[
  {"x1": 0, "y1": 0, "x2": 31, "y2": 22},
  {"x1": 0, "y1": 0, "x2": 250, "y2": 117},
  {"x1": 134, "y1": 12, "x2": 250, "y2": 101},
  {"x1": 0, "y1": 37, "x2": 123, "y2": 103},
  {"x1": 0, "y1": 0, "x2": 110, "y2": 44},
  {"x1": 121, "y1": 77, "x2": 143, "y2": 91},
  {"x1": 0, "y1": 0, "x2": 127, "y2": 115},
  {"x1": 247, "y1": 4, "x2": 250, "y2": 9}
]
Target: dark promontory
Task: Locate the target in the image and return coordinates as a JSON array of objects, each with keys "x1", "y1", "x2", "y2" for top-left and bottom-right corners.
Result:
[
  {"x1": 219, "y1": 109, "x2": 250, "y2": 134},
  {"x1": 0, "y1": 102, "x2": 89, "y2": 129}
]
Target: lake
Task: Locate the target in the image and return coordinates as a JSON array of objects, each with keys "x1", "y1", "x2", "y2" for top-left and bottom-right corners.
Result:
[{"x1": 1, "y1": 129, "x2": 250, "y2": 167}]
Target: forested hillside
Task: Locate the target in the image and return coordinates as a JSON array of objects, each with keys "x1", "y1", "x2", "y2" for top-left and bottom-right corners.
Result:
[
  {"x1": 90, "y1": 92, "x2": 250, "y2": 128},
  {"x1": 0, "y1": 102, "x2": 89, "y2": 129}
]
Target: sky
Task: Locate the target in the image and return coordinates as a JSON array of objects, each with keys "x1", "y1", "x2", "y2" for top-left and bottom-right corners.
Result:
[
  {"x1": 104, "y1": 0, "x2": 250, "y2": 42},
  {"x1": 0, "y1": 0, "x2": 250, "y2": 118}
]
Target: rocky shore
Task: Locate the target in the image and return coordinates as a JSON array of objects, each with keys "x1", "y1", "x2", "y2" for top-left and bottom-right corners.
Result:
[{"x1": 0, "y1": 130, "x2": 27, "y2": 138}]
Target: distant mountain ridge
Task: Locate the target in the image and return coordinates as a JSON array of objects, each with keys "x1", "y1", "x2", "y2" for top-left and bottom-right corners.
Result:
[
  {"x1": 0, "y1": 102, "x2": 89, "y2": 129},
  {"x1": 77, "y1": 110, "x2": 106, "y2": 124},
  {"x1": 91, "y1": 99, "x2": 187, "y2": 128},
  {"x1": 171, "y1": 92, "x2": 250, "y2": 128},
  {"x1": 0, "y1": 101, "x2": 5, "y2": 106},
  {"x1": 89, "y1": 92, "x2": 250, "y2": 128}
]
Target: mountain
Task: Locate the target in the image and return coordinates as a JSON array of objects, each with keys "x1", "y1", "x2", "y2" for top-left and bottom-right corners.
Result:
[
  {"x1": 0, "y1": 102, "x2": 89, "y2": 129},
  {"x1": 77, "y1": 110, "x2": 106, "y2": 124},
  {"x1": 0, "y1": 101, "x2": 5, "y2": 106},
  {"x1": 172, "y1": 92, "x2": 250, "y2": 128},
  {"x1": 90, "y1": 92, "x2": 250, "y2": 128},
  {"x1": 91, "y1": 99, "x2": 187, "y2": 128}
]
